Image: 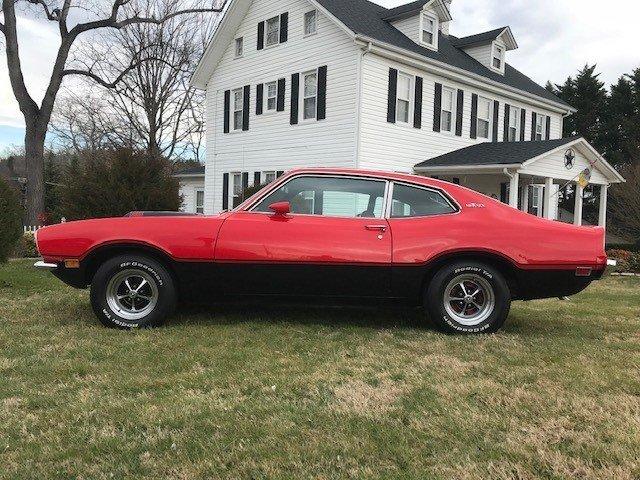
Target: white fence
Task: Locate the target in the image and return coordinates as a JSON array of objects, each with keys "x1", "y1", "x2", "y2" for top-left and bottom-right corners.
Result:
[{"x1": 23, "y1": 225, "x2": 43, "y2": 234}]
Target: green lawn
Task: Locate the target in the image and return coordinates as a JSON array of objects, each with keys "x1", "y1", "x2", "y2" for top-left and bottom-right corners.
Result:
[{"x1": 0, "y1": 259, "x2": 639, "y2": 479}]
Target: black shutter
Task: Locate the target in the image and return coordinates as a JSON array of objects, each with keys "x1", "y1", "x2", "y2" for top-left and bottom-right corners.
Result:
[
  {"x1": 455, "y1": 89, "x2": 464, "y2": 136},
  {"x1": 256, "y1": 84, "x2": 264, "y2": 116},
  {"x1": 531, "y1": 112, "x2": 537, "y2": 140},
  {"x1": 317, "y1": 65, "x2": 327, "y2": 120},
  {"x1": 242, "y1": 172, "x2": 249, "y2": 197},
  {"x1": 413, "y1": 76, "x2": 423, "y2": 129},
  {"x1": 242, "y1": 85, "x2": 250, "y2": 131},
  {"x1": 433, "y1": 82, "x2": 442, "y2": 132},
  {"x1": 254, "y1": 172, "x2": 261, "y2": 186},
  {"x1": 280, "y1": 12, "x2": 288, "y2": 43},
  {"x1": 545, "y1": 116, "x2": 551, "y2": 140},
  {"x1": 503, "y1": 104, "x2": 510, "y2": 142},
  {"x1": 276, "y1": 78, "x2": 286, "y2": 112},
  {"x1": 290, "y1": 73, "x2": 299, "y2": 125},
  {"x1": 387, "y1": 68, "x2": 398, "y2": 123},
  {"x1": 520, "y1": 108, "x2": 526, "y2": 141},
  {"x1": 500, "y1": 182, "x2": 508, "y2": 204},
  {"x1": 277, "y1": 171, "x2": 284, "y2": 177},
  {"x1": 222, "y1": 173, "x2": 229, "y2": 210},
  {"x1": 223, "y1": 90, "x2": 230, "y2": 134},
  {"x1": 492, "y1": 100, "x2": 499, "y2": 142},
  {"x1": 257, "y1": 21, "x2": 265, "y2": 50},
  {"x1": 470, "y1": 93, "x2": 478, "y2": 139}
]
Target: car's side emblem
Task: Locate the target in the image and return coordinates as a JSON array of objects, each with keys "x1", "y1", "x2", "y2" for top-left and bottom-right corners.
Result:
[{"x1": 465, "y1": 203, "x2": 485, "y2": 208}]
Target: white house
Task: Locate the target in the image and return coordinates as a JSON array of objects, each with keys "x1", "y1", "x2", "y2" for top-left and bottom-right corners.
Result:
[{"x1": 186, "y1": 0, "x2": 624, "y2": 230}]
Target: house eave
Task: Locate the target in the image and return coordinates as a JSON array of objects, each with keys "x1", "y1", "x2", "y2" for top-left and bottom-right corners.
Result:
[
  {"x1": 354, "y1": 35, "x2": 576, "y2": 114},
  {"x1": 414, "y1": 163, "x2": 523, "y2": 172}
]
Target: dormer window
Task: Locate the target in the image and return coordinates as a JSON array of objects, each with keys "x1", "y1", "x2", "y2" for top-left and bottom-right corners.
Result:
[
  {"x1": 492, "y1": 43, "x2": 505, "y2": 72},
  {"x1": 420, "y1": 13, "x2": 438, "y2": 49}
]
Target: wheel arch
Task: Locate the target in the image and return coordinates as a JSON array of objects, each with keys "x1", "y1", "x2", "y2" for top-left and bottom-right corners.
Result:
[
  {"x1": 82, "y1": 242, "x2": 178, "y2": 287},
  {"x1": 420, "y1": 250, "x2": 521, "y2": 300}
]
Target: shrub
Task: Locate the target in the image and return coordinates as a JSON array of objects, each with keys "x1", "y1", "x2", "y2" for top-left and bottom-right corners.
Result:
[
  {"x1": 0, "y1": 178, "x2": 23, "y2": 262},
  {"x1": 14, "y1": 232, "x2": 39, "y2": 258},
  {"x1": 59, "y1": 149, "x2": 181, "y2": 220},
  {"x1": 607, "y1": 249, "x2": 640, "y2": 273}
]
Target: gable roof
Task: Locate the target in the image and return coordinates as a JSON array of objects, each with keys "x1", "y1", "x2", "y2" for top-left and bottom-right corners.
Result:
[
  {"x1": 415, "y1": 137, "x2": 580, "y2": 168},
  {"x1": 314, "y1": 0, "x2": 570, "y2": 109},
  {"x1": 452, "y1": 27, "x2": 517, "y2": 50}
]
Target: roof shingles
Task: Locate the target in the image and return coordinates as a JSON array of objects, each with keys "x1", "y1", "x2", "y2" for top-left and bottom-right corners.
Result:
[{"x1": 315, "y1": 0, "x2": 571, "y2": 109}]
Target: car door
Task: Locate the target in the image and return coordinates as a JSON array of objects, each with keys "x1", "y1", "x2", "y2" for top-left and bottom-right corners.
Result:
[{"x1": 214, "y1": 175, "x2": 392, "y2": 297}]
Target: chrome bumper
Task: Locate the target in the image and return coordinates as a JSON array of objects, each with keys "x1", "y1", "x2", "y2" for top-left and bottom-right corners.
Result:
[{"x1": 34, "y1": 261, "x2": 59, "y2": 271}]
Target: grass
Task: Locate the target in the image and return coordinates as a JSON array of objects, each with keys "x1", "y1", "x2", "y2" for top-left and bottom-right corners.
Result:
[{"x1": 0, "y1": 259, "x2": 639, "y2": 479}]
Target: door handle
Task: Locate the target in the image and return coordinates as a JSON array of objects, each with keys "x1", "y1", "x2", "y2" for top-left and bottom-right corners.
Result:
[{"x1": 365, "y1": 225, "x2": 387, "y2": 232}]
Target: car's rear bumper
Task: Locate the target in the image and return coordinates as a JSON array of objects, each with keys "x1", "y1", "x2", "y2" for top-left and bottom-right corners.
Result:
[{"x1": 34, "y1": 261, "x2": 59, "y2": 270}]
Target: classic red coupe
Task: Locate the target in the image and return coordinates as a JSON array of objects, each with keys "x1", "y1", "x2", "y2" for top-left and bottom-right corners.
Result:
[{"x1": 34, "y1": 168, "x2": 608, "y2": 333}]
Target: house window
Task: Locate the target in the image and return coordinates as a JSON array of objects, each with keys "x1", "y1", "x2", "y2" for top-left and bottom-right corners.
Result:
[
  {"x1": 266, "y1": 16, "x2": 280, "y2": 47},
  {"x1": 232, "y1": 173, "x2": 243, "y2": 207},
  {"x1": 304, "y1": 10, "x2": 317, "y2": 36},
  {"x1": 509, "y1": 106, "x2": 520, "y2": 141},
  {"x1": 421, "y1": 13, "x2": 438, "y2": 48},
  {"x1": 195, "y1": 190, "x2": 205, "y2": 214},
  {"x1": 396, "y1": 73, "x2": 413, "y2": 124},
  {"x1": 265, "y1": 81, "x2": 277, "y2": 112},
  {"x1": 232, "y1": 88, "x2": 244, "y2": 131},
  {"x1": 264, "y1": 171, "x2": 277, "y2": 184},
  {"x1": 441, "y1": 87, "x2": 455, "y2": 133},
  {"x1": 535, "y1": 114, "x2": 547, "y2": 140},
  {"x1": 302, "y1": 71, "x2": 318, "y2": 120},
  {"x1": 492, "y1": 44, "x2": 504, "y2": 70},
  {"x1": 234, "y1": 37, "x2": 244, "y2": 58},
  {"x1": 477, "y1": 97, "x2": 492, "y2": 139}
]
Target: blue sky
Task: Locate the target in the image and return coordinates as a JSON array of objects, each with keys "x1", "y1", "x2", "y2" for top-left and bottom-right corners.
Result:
[{"x1": 1, "y1": 0, "x2": 639, "y2": 153}]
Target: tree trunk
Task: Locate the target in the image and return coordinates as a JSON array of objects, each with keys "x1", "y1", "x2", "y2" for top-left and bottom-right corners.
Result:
[{"x1": 24, "y1": 121, "x2": 46, "y2": 225}]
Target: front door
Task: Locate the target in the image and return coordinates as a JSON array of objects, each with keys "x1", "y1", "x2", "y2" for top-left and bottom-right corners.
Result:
[{"x1": 214, "y1": 175, "x2": 392, "y2": 297}]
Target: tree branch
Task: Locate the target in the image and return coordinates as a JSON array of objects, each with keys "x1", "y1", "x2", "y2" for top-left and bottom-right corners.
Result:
[
  {"x1": 26, "y1": 0, "x2": 60, "y2": 21},
  {"x1": 62, "y1": 56, "x2": 173, "y2": 89}
]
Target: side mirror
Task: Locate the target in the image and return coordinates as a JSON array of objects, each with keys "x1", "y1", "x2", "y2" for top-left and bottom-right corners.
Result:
[{"x1": 269, "y1": 201, "x2": 290, "y2": 216}]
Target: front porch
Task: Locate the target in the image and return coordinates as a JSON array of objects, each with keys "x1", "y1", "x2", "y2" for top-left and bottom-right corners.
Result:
[{"x1": 414, "y1": 137, "x2": 625, "y2": 230}]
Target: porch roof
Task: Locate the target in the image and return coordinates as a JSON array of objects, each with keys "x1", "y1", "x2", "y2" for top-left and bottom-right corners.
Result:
[{"x1": 414, "y1": 137, "x2": 579, "y2": 168}]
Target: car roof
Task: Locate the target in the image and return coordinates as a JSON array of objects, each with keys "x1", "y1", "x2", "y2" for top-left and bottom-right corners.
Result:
[{"x1": 283, "y1": 167, "x2": 452, "y2": 189}]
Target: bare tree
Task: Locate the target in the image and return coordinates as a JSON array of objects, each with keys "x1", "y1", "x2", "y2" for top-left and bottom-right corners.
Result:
[
  {"x1": 0, "y1": 0, "x2": 225, "y2": 223},
  {"x1": 53, "y1": 1, "x2": 212, "y2": 161},
  {"x1": 609, "y1": 161, "x2": 640, "y2": 242}
]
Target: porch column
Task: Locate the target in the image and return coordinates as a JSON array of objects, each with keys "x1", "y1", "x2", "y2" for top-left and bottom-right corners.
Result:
[
  {"x1": 598, "y1": 184, "x2": 608, "y2": 229},
  {"x1": 574, "y1": 184, "x2": 584, "y2": 226},
  {"x1": 521, "y1": 180, "x2": 529, "y2": 213},
  {"x1": 508, "y1": 173, "x2": 520, "y2": 208},
  {"x1": 543, "y1": 177, "x2": 554, "y2": 220}
]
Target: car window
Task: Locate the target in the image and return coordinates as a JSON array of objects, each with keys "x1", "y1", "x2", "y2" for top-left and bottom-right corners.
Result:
[
  {"x1": 252, "y1": 176, "x2": 386, "y2": 218},
  {"x1": 391, "y1": 183, "x2": 456, "y2": 218}
]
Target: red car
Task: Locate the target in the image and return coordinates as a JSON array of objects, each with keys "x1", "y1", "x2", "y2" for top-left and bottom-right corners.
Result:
[{"x1": 35, "y1": 168, "x2": 608, "y2": 333}]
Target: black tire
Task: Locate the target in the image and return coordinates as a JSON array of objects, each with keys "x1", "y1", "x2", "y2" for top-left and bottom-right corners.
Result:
[
  {"x1": 425, "y1": 261, "x2": 511, "y2": 334},
  {"x1": 90, "y1": 254, "x2": 176, "y2": 329}
]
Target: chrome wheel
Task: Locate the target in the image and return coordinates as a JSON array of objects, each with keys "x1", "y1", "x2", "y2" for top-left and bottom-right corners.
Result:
[
  {"x1": 106, "y1": 269, "x2": 159, "y2": 322},
  {"x1": 444, "y1": 274, "x2": 495, "y2": 326}
]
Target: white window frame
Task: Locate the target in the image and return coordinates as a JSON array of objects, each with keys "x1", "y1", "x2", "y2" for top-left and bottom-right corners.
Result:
[
  {"x1": 419, "y1": 12, "x2": 438, "y2": 50},
  {"x1": 232, "y1": 87, "x2": 244, "y2": 132},
  {"x1": 508, "y1": 106, "x2": 521, "y2": 142},
  {"x1": 535, "y1": 113, "x2": 547, "y2": 141},
  {"x1": 231, "y1": 172, "x2": 243, "y2": 207},
  {"x1": 234, "y1": 37, "x2": 244, "y2": 58},
  {"x1": 395, "y1": 72, "x2": 414, "y2": 125},
  {"x1": 195, "y1": 189, "x2": 205, "y2": 214},
  {"x1": 491, "y1": 42, "x2": 505, "y2": 72},
  {"x1": 477, "y1": 96, "x2": 492, "y2": 140},
  {"x1": 300, "y1": 69, "x2": 318, "y2": 122},
  {"x1": 303, "y1": 9, "x2": 317, "y2": 37},
  {"x1": 265, "y1": 81, "x2": 278, "y2": 113},
  {"x1": 264, "y1": 171, "x2": 277, "y2": 184},
  {"x1": 440, "y1": 86, "x2": 456, "y2": 134},
  {"x1": 265, "y1": 15, "x2": 281, "y2": 48}
]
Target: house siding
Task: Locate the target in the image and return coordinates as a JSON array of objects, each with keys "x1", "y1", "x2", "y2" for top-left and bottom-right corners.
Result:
[
  {"x1": 521, "y1": 146, "x2": 609, "y2": 185},
  {"x1": 203, "y1": 0, "x2": 360, "y2": 214},
  {"x1": 391, "y1": 15, "x2": 421, "y2": 44},
  {"x1": 357, "y1": 53, "x2": 563, "y2": 173},
  {"x1": 178, "y1": 177, "x2": 206, "y2": 213}
]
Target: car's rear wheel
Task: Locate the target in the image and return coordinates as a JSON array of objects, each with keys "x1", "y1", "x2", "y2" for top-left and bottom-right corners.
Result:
[
  {"x1": 90, "y1": 255, "x2": 176, "y2": 329},
  {"x1": 425, "y1": 261, "x2": 511, "y2": 334}
]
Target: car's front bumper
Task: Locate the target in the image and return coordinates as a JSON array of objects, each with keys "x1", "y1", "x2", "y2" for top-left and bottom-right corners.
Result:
[
  {"x1": 34, "y1": 260, "x2": 87, "y2": 289},
  {"x1": 34, "y1": 261, "x2": 59, "y2": 270}
]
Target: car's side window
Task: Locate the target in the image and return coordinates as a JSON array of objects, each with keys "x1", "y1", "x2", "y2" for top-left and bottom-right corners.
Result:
[
  {"x1": 391, "y1": 183, "x2": 456, "y2": 218},
  {"x1": 252, "y1": 176, "x2": 386, "y2": 218}
]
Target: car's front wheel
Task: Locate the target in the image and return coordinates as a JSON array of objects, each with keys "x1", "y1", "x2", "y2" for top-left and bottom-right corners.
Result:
[
  {"x1": 425, "y1": 261, "x2": 511, "y2": 334},
  {"x1": 90, "y1": 254, "x2": 176, "y2": 329}
]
